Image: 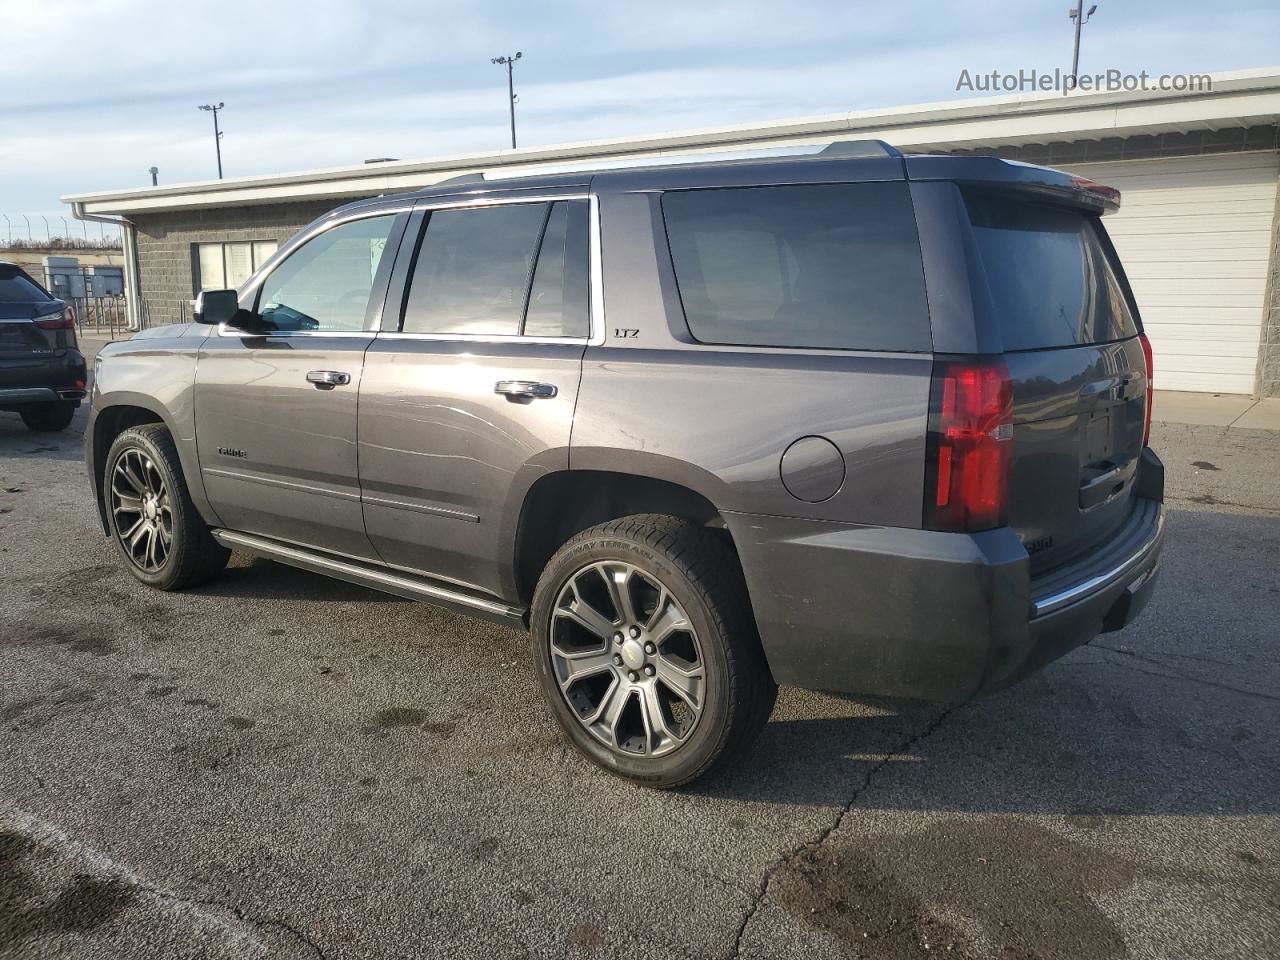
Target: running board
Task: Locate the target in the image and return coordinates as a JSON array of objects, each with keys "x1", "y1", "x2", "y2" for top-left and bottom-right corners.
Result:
[{"x1": 211, "y1": 529, "x2": 528, "y2": 628}]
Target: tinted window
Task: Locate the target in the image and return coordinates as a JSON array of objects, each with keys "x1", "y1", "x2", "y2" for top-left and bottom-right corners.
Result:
[
  {"x1": 403, "y1": 203, "x2": 547, "y2": 336},
  {"x1": 256, "y1": 215, "x2": 397, "y2": 332},
  {"x1": 661, "y1": 183, "x2": 931, "y2": 352},
  {"x1": 0, "y1": 266, "x2": 51, "y2": 303},
  {"x1": 964, "y1": 191, "x2": 1139, "y2": 350},
  {"x1": 524, "y1": 201, "x2": 590, "y2": 338}
]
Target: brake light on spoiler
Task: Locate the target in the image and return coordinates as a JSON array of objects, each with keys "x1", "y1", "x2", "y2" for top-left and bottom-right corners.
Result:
[
  {"x1": 1070, "y1": 176, "x2": 1122, "y2": 212},
  {"x1": 925, "y1": 358, "x2": 1014, "y2": 532}
]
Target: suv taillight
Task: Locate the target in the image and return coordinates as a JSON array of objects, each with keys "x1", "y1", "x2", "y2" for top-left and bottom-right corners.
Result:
[
  {"x1": 924, "y1": 358, "x2": 1014, "y2": 532},
  {"x1": 34, "y1": 308, "x2": 74, "y2": 330},
  {"x1": 1139, "y1": 333, "x2": 1153, "y2": 448}
]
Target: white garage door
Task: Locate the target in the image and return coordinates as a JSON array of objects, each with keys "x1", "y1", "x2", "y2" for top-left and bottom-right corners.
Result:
[{"x1": 1066, "y1": 152, "x2": 1279, "y2": 394}]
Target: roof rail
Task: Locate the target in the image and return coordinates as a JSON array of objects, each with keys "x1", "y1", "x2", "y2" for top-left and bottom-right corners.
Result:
[
  {"x1": 818, "y1": 140, "x2": 903, "y2": 158},
  {"x1": 433, "y1": 172, "x2": 486, "y2": 186},
  {"x1": 474, "y1": 140, "x2": 905, "y2": 187}
]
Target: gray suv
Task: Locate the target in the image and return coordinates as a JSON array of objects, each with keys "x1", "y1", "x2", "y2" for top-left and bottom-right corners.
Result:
[{"x1": 86, "y1": 142, "x2": 1164, "y2": 787}]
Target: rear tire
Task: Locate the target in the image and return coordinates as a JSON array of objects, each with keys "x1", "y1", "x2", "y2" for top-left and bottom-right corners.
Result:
[
  {"x1": 531, "y1": 514, "x2": 776, "y2": 788},
  {"x1": 20, "y1": 401, "x2": 76, "y2": 433},
  {"x1": 104, "y1": 424, "x2": 230, "y2": 590}
]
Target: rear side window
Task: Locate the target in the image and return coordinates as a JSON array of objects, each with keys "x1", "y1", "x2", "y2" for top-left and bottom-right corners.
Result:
[
  {"x1": 524, "y1": 201, "x2": 590, "y2": 338},
  {"x1": 0, "y1": 266, "x2": 51, "y2": 302},
  {"x1": 661, "y1": 183, "x2": 931, "y2": 352},
  {"x1": 402, "y1": 199, "x2": 590, "y2": 338},
  {"x1": 964, "y1": 191, "x2": 1139, "y2": 350}
]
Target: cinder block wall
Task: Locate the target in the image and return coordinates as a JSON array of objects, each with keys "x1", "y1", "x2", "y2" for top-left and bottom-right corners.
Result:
[
  {"x1": 1260, "y1": 179, "x2": 1280, "y2": 398},
  {"x1": 131, "y1": 200, "x2": 363, "y2": 328}
]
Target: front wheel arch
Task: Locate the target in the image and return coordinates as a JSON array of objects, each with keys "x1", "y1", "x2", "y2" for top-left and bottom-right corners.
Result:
[{"x1": 91, "y1": 404, "x2": 167, "y2": 534}]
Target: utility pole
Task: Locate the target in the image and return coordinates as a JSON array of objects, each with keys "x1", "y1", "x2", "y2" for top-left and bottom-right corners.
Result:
[
  {"x1": 149, "y1": 166, "x2": 159, "y2": 186},
  {"x1": 490, "y1": 52, "x2": 522, "y2": 148},
  {"x1": 197, "y1": 102, "x2": 225, "y2": 178},
  {"x1": 1068, "y1": 4, "x2": 1098, "y2": 87}
]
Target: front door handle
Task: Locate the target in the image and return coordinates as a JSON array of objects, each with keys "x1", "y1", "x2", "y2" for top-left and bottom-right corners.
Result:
[
  {"x1": 306, "y1": 370, "x2": 351, "y2": 390},
  {"x1": 495, "y1": 380, "x2": 557, "y2": 400}
]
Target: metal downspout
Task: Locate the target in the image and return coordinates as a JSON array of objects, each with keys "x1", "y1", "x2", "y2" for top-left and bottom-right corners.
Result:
[{"x1": 69, "y1": 203, "x2": 141, "y2": 331}]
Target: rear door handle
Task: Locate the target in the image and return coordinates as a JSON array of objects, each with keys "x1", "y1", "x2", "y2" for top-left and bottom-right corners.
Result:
[
  {"x1": 306, "y1": 370, "x2": 351, "y2": 389},
  {"x1": 494, "y1": 380, "x2": 557, "y2": 400}
]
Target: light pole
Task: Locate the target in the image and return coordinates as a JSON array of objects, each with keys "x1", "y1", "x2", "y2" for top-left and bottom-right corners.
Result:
[
  {"x1": 490, "y1": 52, "x2": 522, "y2": 148},
  {"x1": 1068, "y1": 4, "x2": 1098, "y2": 87},
  {"x1": 149, "y1": 166, "x2": 159, "y2": 186},
  {"x1": 198, "y1": 102, "x2": 225, "y2": 178}
]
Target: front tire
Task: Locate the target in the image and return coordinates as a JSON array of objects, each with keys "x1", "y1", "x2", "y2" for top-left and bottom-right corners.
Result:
[
  {"x1": 531, "y1": 514, "x2": 776, "y2": 788},
  {"x1": 104, "y1": 424, "x2": 230, "y2": 590},
  {"x1": 20, "y1": 401, "x2": 76, "y2": 432}
]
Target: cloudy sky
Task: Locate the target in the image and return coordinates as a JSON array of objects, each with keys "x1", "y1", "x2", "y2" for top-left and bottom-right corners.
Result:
[{"x1": 1, "y1": 0, "x2": 1277, "y2": 233}]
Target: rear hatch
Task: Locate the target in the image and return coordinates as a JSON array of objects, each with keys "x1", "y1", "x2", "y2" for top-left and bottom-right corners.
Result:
[
  {"x1": 0, "y1": 264, "x2": 74, "y2": 383},
  {"x1": 962, "y1": 187, "x2": 1150, "y2": 575}
]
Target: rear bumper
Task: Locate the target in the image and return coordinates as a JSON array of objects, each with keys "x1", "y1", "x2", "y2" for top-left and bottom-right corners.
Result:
[
  {"x1": 724, "y1": 453, "x2": 1166, "y2": 703},
  {"x1": 0, "y1": 350, "x2": 87, "y2": 408}
]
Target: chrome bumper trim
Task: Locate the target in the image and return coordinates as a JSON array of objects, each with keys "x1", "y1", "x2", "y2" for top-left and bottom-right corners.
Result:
[{"x1": 1031, "y1": 507, "x2": 1165, "y2": 618}]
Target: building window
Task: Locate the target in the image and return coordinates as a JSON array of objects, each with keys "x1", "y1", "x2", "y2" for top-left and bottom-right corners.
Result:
[{"x1": 194, "y1": 240, "x2": 279, "y2": 292}]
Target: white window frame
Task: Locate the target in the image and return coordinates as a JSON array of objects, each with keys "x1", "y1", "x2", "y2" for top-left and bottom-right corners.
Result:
[{"x1": 194, "y1": 239, "x2": 279, "y2": 294}]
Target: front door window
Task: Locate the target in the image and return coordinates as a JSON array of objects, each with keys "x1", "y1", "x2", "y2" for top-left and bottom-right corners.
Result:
[{"x1": 256, "y1": 215, "x2": 398, "y2": 332}]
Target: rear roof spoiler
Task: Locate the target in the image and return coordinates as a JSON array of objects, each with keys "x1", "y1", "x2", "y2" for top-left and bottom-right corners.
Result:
[{"x1": 904, "y1": 155, "x2": 1121, "y2": 214}]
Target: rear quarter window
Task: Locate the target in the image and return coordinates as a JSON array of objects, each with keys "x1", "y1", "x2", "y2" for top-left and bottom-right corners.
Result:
[
  {"x1": 661, "y1": 183, "x2": 932, "y2": 352},
  {"x1": 963, "y1": 190, "x2": 1139, "y2": 351}
]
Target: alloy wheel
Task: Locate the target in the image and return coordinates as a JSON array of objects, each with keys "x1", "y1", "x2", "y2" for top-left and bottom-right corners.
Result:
[
  {"x1": 549, "y1": 561, "x2": 706, "y2": 758},
  {"x1": 110, "y1": 448, "x2": 173, "y2": 573}
]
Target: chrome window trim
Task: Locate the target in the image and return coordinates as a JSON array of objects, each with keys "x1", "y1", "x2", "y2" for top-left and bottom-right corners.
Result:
[
  {"x1": 384, "y1": 192, "x2": 602, "y2": 346},
  {"x1": 217, "y1": 205, "x2": 414, "y2": 338},
  {"x1": 375, "y1": 332, "x2": 588, "y2": 345},
  {"x1": 216, "y1": 326, "x2": 374, "y2": 339},
  {"x1": 215, "y1": 194, "x2": 605, "y2": 345}
]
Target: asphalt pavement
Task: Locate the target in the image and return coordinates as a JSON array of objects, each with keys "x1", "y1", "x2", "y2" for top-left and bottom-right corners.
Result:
[{"x1": 1, "y1": 403, "x2": 1277, "y2": 960}]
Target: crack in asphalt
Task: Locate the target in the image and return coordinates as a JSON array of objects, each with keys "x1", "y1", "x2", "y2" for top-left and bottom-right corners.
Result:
[
  {"x1": 1, "y1": 807, "x2": 325, "y2": 959},
  {"x1": 1165, "y1": 494, "x2": 1280, "y2": 516},
  {"x1": 1091, "y1": 643, "x2": 1280, "y2": 703},
  {"x1": 149, "y1": 888, "x2": 327, "y2": 960},
  {"x1": 724, "y1": 705, "x2": 957, "y2": 960}
]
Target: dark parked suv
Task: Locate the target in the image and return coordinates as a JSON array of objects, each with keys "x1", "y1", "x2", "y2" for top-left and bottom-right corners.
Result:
[
  {"x1": 1, "y1": 262, "x2": 86, "y2": 431},
  {"x1": 86, "y1": 142, "x2": 1164, "y2": 786}
]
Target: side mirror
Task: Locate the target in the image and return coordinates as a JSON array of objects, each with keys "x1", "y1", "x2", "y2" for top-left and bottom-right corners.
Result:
[{"x1": 194, "y1": 289, "x2": 247, "y2": 327}]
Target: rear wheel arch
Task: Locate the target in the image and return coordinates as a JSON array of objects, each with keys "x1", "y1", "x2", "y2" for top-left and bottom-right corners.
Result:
[{"x1": 512, "y1": 470, "x2": 739, "y2": 605}]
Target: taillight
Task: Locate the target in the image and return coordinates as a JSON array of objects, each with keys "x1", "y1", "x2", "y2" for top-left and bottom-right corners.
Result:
[
  {"x1": 924, "y1": 358, "x2": 1014, "y2": 532},
  {"x1": 1139, "y1": 333, "x2": 1154, "y2": 448},
  {"x1": 34, "y1": 309, "x2": 74, "y2": 330}
]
